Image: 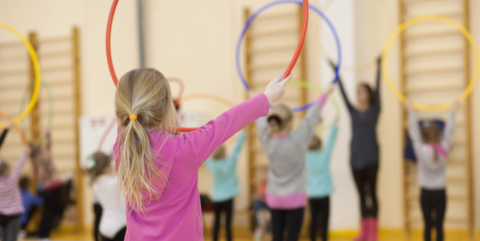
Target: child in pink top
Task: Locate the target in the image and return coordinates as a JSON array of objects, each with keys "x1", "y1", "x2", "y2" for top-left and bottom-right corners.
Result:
[{"x1": 113, "y1": 68, "x2": 291, "y2": 241}]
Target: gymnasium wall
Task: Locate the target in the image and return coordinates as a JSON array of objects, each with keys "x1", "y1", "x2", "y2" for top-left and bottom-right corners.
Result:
[{"x1": 1, "y1": 0, "x2": 480, "y2": 232}]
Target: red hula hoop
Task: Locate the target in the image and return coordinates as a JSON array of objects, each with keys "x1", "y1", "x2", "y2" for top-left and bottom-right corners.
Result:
[{"x1": 284, "y1": 0, "x2": 309, "y2": 77}]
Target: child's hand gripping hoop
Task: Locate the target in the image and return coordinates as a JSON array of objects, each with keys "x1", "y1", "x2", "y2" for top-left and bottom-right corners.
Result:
[
  {"x1": 286, "y1": 81, "x2": 340, "y2": 132},
  {"x1": 0, "y1": 110, "x2": 29, "y2": 147},
  {"x1": 382, "y1": 15, "x2": 480, "y2": 112},
  {"x1": 236, "y1": 0, "x2": 341, "y2": 112},
  {"x1": 0, "y1": 23, "x2": 41, "y2": 128}
]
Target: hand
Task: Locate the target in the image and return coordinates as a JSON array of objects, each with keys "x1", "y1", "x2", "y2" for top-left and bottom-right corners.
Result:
[
  {"x1": 324, "y1": 83, "x2": 336, "y2": 96},
  {"x1": 264, "y1": 73, "x2": 292, "y2": 103},
  {"x1": 24, "y1": 147, "x2": 31, "y2": 156},
  {"x1": 6, "y1": 122, "x2": 12, "y2": 128},
  {"x1": 404, "y1": 100, "x2": 413, "y2": 111}
]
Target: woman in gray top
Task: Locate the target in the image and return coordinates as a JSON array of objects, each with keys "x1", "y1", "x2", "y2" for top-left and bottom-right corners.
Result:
[
  {"x1": 406, "y1": 101, "x2": 457, "y2": 241},
  {"x1": 330, "y1": 58, "x2": 381, "y2": 241}
]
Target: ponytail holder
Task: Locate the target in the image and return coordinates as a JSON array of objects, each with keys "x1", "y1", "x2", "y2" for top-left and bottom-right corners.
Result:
[{"x1": 129, "y1": 115, "x2": 138, "y2": 120}]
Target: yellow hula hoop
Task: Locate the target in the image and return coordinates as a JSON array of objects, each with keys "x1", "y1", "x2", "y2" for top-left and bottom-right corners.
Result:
[
  {"x1": 286, "y1": 81, "x2": 340, "y2": 132},
  {"x1": 0, "y1": 23, "x2": 41, "y2": 128},
  {"x1": 320, "y1": 0, "x2": 395, "y2": 72},
  {"x1": 382, "y1": 15, "x2": 480, "y2": 112}
]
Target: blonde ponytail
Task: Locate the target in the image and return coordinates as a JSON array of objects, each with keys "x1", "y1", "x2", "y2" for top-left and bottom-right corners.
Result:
[{"x1": 115, "y1": 68, "x2": 178, "y2": 213}]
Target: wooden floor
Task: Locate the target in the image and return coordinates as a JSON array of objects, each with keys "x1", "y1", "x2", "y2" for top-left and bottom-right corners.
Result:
[{"x1": 21, "y1": 230, "x2": 479, "y2": 241}]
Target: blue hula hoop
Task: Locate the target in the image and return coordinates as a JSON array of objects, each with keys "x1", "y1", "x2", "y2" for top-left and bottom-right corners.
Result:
[{"x1": 236, "y1": 0, "x2": 342, "y2": 112}]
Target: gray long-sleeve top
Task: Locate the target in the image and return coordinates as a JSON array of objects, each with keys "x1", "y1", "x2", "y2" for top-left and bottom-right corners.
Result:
[
  {"x1": 335, "y1": 61, "x2": 381, "y2": 170},
  {"x1": 408, "y1": 111, "x2": 455, "y2": 190},
  {"x1": 256, "y1": 105, "x2": 321, "y2": 209}
]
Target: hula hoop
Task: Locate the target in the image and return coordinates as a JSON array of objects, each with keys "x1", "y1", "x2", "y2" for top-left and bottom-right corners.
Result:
[
  {"x1": 382, "y1": 15, "x2": 480, "y2": 112},
  {"x1": 167, "y1": 77, "x2": 185, "y2": 107},
  {"x1": 0, "y1": 111, "x2": 28, "y2": 147},
  {"x1": 0, "y1": 23, "x2": 41, "y2": 128},
  {"x1": 236, "y1": 0, "x2": 341, "y2": 112},
  {"x1": 106, "y1": 0, "x2": 210, "y2": 133},
  {"x1": 319, "y1": 0, "x2": 394, "y2": 72},
  {"x1": 286, "y1": 81, "x2": 340, "y2": 132},
  {"x1": 19, "y1": 80, "x2": 54, "y2": 133},
  {"x1": 178, "y1": 94, "x2": 238, "y2": 145}
]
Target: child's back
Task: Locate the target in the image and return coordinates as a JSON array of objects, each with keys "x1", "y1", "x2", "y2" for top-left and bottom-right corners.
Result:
[{"x1": 306, "y1": 125, "x2": 338, "y2": 198}]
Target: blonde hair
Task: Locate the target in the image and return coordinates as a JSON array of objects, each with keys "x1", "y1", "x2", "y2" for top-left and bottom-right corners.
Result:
[{"x1": 115, "y1": 68, "x2": 178, "y2": 213}]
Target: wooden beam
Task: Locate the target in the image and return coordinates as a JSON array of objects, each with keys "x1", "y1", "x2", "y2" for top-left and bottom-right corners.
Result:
[
  {"x1": 462, "y1": 0, "x2": 474, "y2": 237},
  {"x1": 28, "y1": 32, "x2": 40, "y2": 142},
  {"x1": 243, "y1": 8, "x2": 256, "y2": 232},
  {"x1": 72, "y1": 27, "x2": 85, "y2": 231},
  {"x1": 399, "y1": 0, "x2": 410, "y2": 236}
]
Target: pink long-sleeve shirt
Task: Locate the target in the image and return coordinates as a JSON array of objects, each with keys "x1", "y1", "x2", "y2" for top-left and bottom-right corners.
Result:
[
  {"x1": 0, "y1": 154, "x2": 28, "y2": 215},
  {"x1": 114, "y1": 94, "x2": 269, "y2": 241}
]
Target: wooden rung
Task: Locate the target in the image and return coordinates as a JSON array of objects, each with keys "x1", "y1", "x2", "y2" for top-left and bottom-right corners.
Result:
[
  {"x1": 404, "y1": 48, "x2": 463, "y2": 59},
  {"x1": 448, "y1": 158, "x2": 465, "y2": 164},
  {"x1": 0, "y1": 81, "x2": 29, "y2": 90},
  {"x1": 448, "y1": 176, "x2": 466, "y2": 183},
  {"x1": 250, "y1": 61, "x2": 290, "y2": 72},
  {"x1": 404, "y1": 66, "x2": 463, "y2": 76},
  {"x1": 404, "y1": 29, "x2": 460, "y2": 41},
  {"x1": 452, "y1": 139, "x2": 465, "y2": 146},
  {"x1": 0, "y1": 55, "x2": 26, "y2": 62},
  {"x1": 0, "y1": 41, "x2": 23, "y2": 48},
  {"x1": 41, "y1": 65, "x2": 72, "y2": 73},
  {"x1": 404, "y1": 11, "x2": 463, "y2": 21},
  {"x1": 249, "y1": 28, "x2": 298, "y2": 38},
  {"x1": 38, "y1": 50, "x2": 71, "y2": 58},
  {"x1": 255, "y1": 12, "x2": 296, "y2": 22},
  {"x1": 39, "y1": 108, "x2": 73, "y2": 116},
  {"x1": 0, "y1": 69, "x2": 28, "y2": 77},
  {"x1": 38, "y1": 36, "x2": 70, "y2": 44},
  {"x1": 406, "y1": 84, "x2": 463, "y2": 94},
  {"x1": 46, "y1": 79, "x2": 72, "y2": 86},
  {"x1": 403, "y1": 0, "x2": 438, "y2": 4},
  {"x1": 250, "y1": 44, "x2": 297, "y2": 55}
]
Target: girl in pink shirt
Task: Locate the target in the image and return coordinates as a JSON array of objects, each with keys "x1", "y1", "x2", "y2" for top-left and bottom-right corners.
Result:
[{"x1": 113, "y1": 68, "x2": 291, "y2": 241}]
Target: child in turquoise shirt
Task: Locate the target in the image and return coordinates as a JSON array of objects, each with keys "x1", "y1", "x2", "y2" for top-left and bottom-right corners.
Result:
[
  {"x1": 206, "y1": 131, "x2": 247, "y2": 241},
  {"x1": 306, "y1": 124, "x2": 338, "y2": 241}
]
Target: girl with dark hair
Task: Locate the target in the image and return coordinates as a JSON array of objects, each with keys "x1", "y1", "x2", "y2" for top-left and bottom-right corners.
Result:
[
  {"x1": 331, "y1": 58, "x2": 381, "y2": 241},
  {"x1": 406, "y1": 101, "x2": 457, "y2": 241}
]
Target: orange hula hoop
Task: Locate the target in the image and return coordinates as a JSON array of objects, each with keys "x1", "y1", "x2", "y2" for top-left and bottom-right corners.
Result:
[{"x1": 0, "y1": 110, "x2": 28, "y2": 147}]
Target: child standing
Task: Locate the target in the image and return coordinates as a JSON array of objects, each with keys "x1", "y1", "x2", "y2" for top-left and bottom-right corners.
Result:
[
  {"x1": 30, "y1": 130, "x2": 64, "y2": 240},
  {"x1": 205, "y1": 131, "x2": 247, "y2": 241},
  {"x1": 0, "y1": 147, "x2": 30, "y2": 241},
  {"x1": 406, "y1": 101, "x2": 457, "y2": 241},
  {"x1": 88, "y1": 151, "x2": 127, "y2": 241},
  {"x1": 306, "y1": 121, "x2": 338, "y2": 241},
  {"x1": 256, "y1": 85, "x2": 335, "y2": 241},
  {"x1": 113, "y1": 68, "x2": 290, "y2": 240}
]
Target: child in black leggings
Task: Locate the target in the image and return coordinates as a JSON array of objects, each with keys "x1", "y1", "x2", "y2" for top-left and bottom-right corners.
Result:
[{"x1": 406, "y1": 101, "x2": 457, "y2": 241}]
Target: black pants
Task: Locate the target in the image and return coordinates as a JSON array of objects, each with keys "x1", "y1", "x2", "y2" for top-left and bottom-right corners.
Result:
[
  {"x1": 212, "y1": 199, "x2": 234, "y2": 241},
  {"x1": 309, "y1": 197, "x2": 330, "y2": 241},
  {"x1": 38, "y1": 187, "x2": 63, "y2": 238},
  {"x1": 420, "y1": 189, "x2": 446, "y2": 241},
  {"x1": 102, "y1": 227, "x2": 126, "y2": 241},
  {"x1": 0, "y1": 214, "x2": 21, "y2": 241},
  {"x1": 93, "y1": 203, "x2": 103, "y2": 241},
  {"x1": 271, "y1": 207, "x2": 304, "y2": 241},
  {"x1": 352, "y1": 164, "x2": 379, "y2": 218}
]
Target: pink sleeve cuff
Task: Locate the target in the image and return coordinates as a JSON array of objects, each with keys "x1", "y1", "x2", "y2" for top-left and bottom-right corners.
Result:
[{"x1": 316, "y1": 94, "x2": 327, "y2": 107}]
